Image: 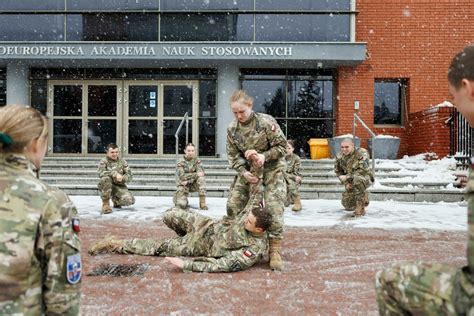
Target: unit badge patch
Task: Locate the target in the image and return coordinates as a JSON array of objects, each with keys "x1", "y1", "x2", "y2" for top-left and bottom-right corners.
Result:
[
  {"x1": 72, "y1": 218, "x2": 80, "y2": 232},
  {"x1": 66, "y1": 253, "x2": 82, "y2": 284},
  {"x1": 243, "y1": 249, "x2": 255, "y2": 258}
]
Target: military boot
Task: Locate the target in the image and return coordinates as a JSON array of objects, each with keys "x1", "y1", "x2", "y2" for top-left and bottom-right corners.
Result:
[
  {"x1": 199, "y1": 194, "x2": 208, "y2": 210},
  {"x1": 88, "y1": 236, "x2": 123, "y2": 255},
  {"x1": 269, "y1": 238, "x2": 283, "y2": 271},
  {"x1": 101, "y1": 198, "x2": 112, "y2": 214},
  {"x1": 292, "y1": 194, "x2": 302, "y2": 212},
  {"x1": 352, "y1": 204, "x2": 365, "y2": 217}
]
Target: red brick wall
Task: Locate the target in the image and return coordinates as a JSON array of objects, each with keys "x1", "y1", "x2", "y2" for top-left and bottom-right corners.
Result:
[
  {"x1": 335, "y1": 0, "x2": 474, "y2": 157},
  {"x1": 407, "y1": 106, "x2": 453, "y2": 157}
]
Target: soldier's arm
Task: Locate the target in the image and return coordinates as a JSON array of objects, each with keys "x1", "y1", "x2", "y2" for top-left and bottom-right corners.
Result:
[
  {"x1": 261, "y1": 120, "x2": 287, "y2": 162},
  {"x1": 350, "y1": 150, "x2": 371, "y2": 181},
  {"x1": 121, "y1": 159, "x2": 132, "y2": 183},
  {"x1": 294, "y1": 155, "x2": 302, "y2": 177},
  {"x1": 334, "y1": 158, "x2": 344, "y2": 178},
  {"x1": 40, "y1": 194, "x2": 81, "y2": 315},
  {"x1": 182, "y1": 246, "x2": 264, "y2": 273},
  {"x1": 176, "y1": 163, "x2": 198, "y2": 183},
  {"x1": 226, "y1": 130, "x2": 247, "y2": 175},
  {"x1": 97, "y1": 158, "x2": 111, "y2": 178}
]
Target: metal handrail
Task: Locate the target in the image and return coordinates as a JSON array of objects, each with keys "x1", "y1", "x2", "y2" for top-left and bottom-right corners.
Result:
[
  {"x1": 352, "y1": 113, "x2": 376, "y2": 176},
  {"x1": 175, "y1": 112, "x2": 189, "y2": 159}
]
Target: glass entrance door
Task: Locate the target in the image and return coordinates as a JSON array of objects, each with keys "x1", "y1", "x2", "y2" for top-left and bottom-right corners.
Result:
[
  {"x1": 124, "y1": 81, "x2": 199, "y2": 156},
  {"x1": 48, "y1": 80, "x2": 199, "y2": 156},
  {"x1": 48, "y1": 80, "x2": 121, "y2": 155}
]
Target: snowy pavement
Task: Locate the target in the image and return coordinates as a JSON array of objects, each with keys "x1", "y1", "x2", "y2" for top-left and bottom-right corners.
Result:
[{"x1": 72, "y1": 195, "x2": 467, "y2": 232}]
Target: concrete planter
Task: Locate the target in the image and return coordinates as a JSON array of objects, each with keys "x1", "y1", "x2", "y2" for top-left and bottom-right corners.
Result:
[
  {"x1": 367, "y1": 137, "x2": 400, "y2": 159},
  {"x1": 328, "y1": 136, "x2": 360, "y2": 158}
]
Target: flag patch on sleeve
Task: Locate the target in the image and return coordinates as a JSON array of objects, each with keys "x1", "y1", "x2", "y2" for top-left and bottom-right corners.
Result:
[{"x1": 243, "y1": 249, "x2": 254, "y2": 258}]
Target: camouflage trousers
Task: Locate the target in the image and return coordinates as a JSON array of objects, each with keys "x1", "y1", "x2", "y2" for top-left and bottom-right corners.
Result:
[
  {"x1": 341, "y1": 176, "x2": 370, "y2": 210},
  {"x1": 120, "y1": 208, "x2": 215, "y2": 257},
  {"x1": 98, "y1": 176, "x2": 135, "y2": 207},
  {"x1": 227, "y1": 168, "x2": 286, "y2": 239},
  {"x1": 173, "y1": 176, "x2": 206, "y2": 209},
  {"x1": 375, "y1": 262, "x2": 459, "y2": 315},
  {"x1": 285, "y1": 174, "x2": 300, "y2": 203}
]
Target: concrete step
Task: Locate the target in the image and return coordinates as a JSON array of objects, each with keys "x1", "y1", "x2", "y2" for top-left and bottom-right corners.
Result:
[{"x1": 50, "y1": 183, "x2": 463, "y2": 203}]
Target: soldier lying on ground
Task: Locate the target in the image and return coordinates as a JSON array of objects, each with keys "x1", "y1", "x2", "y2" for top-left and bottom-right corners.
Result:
[
  {"x1": 97, "y1": 143, "x2": 135, "y2": 214},
  {"x1": 89, "y1": 202, "x2": 272, "y2": 273}
]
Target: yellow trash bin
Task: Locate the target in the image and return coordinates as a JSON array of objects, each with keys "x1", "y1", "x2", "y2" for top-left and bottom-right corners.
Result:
[{"x1": 307, "y1": 138, "x2": 330, "y2": 160}]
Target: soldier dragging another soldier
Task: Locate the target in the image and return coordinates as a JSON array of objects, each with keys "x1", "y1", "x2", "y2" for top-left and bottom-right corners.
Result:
[
  {"x1": 334, "y1": 138, "x2": 373, "y2": 217},
  {"x1": 173, "y1": 143, "x2": 208, "y2": 210},
  {"x1": 97, "y1": 143, "x2": 135, "y2": 214}
]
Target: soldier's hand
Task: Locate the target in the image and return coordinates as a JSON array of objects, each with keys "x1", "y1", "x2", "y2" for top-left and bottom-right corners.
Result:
[
  {"x1": 181, "y1": 181, "x2": 188, "y2": 186},
  {"x1": 296, "y1": 176, "x2": 302, "y2": 184},
  {"x1": 243, "y1": 171, "x2": 260, "y2": 184},
  {"x1": 339, "y1": 175, "x2": 347, "y2": 182},
  {"x1": 252, "y1": 153, "x2": 265, "y2": 167},
  {"x1": 345, "y1": 183, "x2": 353, "y2": 190},
  {"x1": 198, "y1": 171, "x2": 204, "y2": 177},
  {"x1": 115, "y1": 174, "x2": 123, "y2": 182},
  {"x1": 165, "y1": 257, "x2": 184, "y2": 269},
  {"x1": 244, "y1": 149, "x2": 258, "y2": 160}
]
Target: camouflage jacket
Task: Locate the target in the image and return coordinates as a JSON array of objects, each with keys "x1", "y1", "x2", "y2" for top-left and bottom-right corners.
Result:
[
  {"x1": 97, "y1": 156, "x2": 132, "y2": 183},
  {"x1": 176, "y1": 156, "x2": 204, "y2": 185},
  {"x1": 453, "y1": 162, "x2": 474, "y2": 314},
  {"x1": 226, "y1": 112, "x2": 287, "y2": 175},
  {"x1": 334, "y1": 148, "x2": 372, "y2": 183},
  {"x1": 183, "y1": 207, "x2": 268, "y2": 273},
  {"x1": 285, "y1": 153, "x2": 302, "y2": 181},
  {"x1": 0, "y1": 154, "x2": 81, "y2": 315}
]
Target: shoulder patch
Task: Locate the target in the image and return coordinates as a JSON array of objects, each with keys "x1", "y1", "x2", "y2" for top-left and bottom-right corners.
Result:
[
  {"x1": 66, "y1": 253, "x2": 82, "y2": 284},
  {"x1": 243, "y1": 249, "x2": 255, "y2": 258},
  {"x1": 72, "y1": 218, "x2": 80, "y2": 232}
]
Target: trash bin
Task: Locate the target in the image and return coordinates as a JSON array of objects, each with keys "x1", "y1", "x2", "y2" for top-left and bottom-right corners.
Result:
[{"x1": 307, "y1": 138, "x2": 330, "y2": 160}]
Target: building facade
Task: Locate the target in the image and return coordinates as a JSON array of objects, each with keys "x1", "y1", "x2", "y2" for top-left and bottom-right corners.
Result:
[{"x1": 0, "y1": 0, "x2": 472, "y2": 158}]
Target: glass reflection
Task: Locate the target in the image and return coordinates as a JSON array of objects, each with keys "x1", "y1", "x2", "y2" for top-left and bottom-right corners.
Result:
[
  {"x1": 67, "y1": 0, "x2": 159, "y2": 10},
  {"x1": 31, "y1": 80, "x2": 47, "y2": 115},
  {"x1": 256, "y1": 0, "x2": 350, "y2": 10},
  {"x1": 199, "y1": 80, "x2": 216, "y2": 118},
  {"x1": 54, "y1": 85, "x2": 82, "y2": 116},
  {"x1": 255, "y1": 14, "x2": 350, "y2": 42},
  {"x1": 199, "y1": 119, "x2": 216, "y2": 157},
  {"x1": 88, "y1": 85, "x2": 117, "y2": 116},
  {"x1": 0, "y1": 0, "x2": 64, "y2": 10},
  {"x1": 288, "y1": 80, "x2": 333, "y2": 118},
  {"x1": 66, "y1": 13, "x2": 158, "y2": 41},
  {"x1": 161, "y1": 0, "x2": 253, "y2": 10},
  {"x1": 0, "y1": 14, "x2": 64, "y2": 41},
  {"x1": 241, "y1": 80, "x2": 286, "y2": 117},
  {"x1": 163, "y1": 120, "x2": 193, "y2": 155},
  {"x1": 163, "y1": 86, "x2": 193, "y2": 117},
  {"x1": 88, "y1": 120, "x2": 116, "y2": 153},
  {"x1": 161, "y1": 14, "x2": 253, "y2": 41},
  {"x1": 129, "y1": 86, "x2": 158, "y2": 117},
  {"x1": 53, "y1": 119, "x2": 82, "y2": 153},
  {"x1": 287, "y1": 119, "x2": 334, "y2": 158},
  {"x1": 128, "y1": 120, "x2": 157, "y2": 154},
  {"x1": 374, "y1": 81, "x2": 402, "y2": 125}
]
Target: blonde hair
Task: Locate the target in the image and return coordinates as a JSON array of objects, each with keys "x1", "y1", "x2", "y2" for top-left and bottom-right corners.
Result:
[
  {"x1": 230, "y1": 90, "x2": 253, "y2": 107},
  {"x1": 0, "y1": 105, "x2": 48, "y2": 153}
]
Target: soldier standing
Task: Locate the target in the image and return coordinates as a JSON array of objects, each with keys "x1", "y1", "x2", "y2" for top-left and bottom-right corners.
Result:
[
  {"x1": 285, "y1": 139, "x2": 302, "y2": 212},
  {"x1": 226, "y1": 90, "x2": 287, "y2": 271},
  {"x1": 173, "y1": 143, "x2": 208, "y2": 210},
  {"x1": 334, "y1": 138, "x2": 372, "y2": 217},
  {"x1": 0, "y1": 105, "x2": 81, "y2": 315},
  {"x1": 375, "y1": 45, "x2": 474, "y2": 315},
  {"x1": 97, "y1": 143, "x2": 135, "y2": 214},
  {"x1": 89, "y1": 202, "x2": 272, "y2": 273}
]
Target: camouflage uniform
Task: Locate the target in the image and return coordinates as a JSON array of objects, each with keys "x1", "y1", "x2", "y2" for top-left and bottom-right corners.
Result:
[
  {"x1": 226, "y1": 112, "x2": 287, "y2": 239},
  {"x1": 173, "y1": 156, "x2": 206, "y2": 209},
  {"x1": 98, "y1": 205, "x2": 268, "y2": 273},
  {"x1": 334, "y1": 147, "x2": 372, "y2": 211},
  {"x1": 285, "y1": 153, "x2": 302, "y2": 204},
  {"x1": 375, "y1": 162, "x2": 474, "y2": 315},
  {"x1": 97, "y1": 156, "x2": 135, "y2": 207},
  {"x1": 0, "y1": 154, "x2": 81, "y2": 315}
]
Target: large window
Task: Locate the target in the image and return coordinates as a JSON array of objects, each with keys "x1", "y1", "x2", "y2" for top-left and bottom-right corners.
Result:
[
  {"x1": 374, "y1": 79, "x2": 407, "y2": 126},
  {"x1": 0, "y1": 68, "x2": 6, "y2": 106},
  {"x1": 161, "y1": 14, "x2": 253, "y2": 41},
  {"x1": 0, "y1": 14, "x2": 64, "y2": 41},
  {"x1": 241, "y1": 69, "x2": 334, "y2": 158}
]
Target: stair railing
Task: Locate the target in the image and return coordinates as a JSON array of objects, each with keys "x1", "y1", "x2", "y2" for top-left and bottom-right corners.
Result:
[
  {"x1": 175, "y1": 112, "x2": 189, "y2": 159},
  {"x1": 352, "y1": 113, "x2": 376, "y2": 177}
]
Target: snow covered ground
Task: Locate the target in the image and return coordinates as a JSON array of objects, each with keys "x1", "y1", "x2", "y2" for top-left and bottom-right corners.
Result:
[{"x1": 72, "y1": 196, "x2": 467, "y2": 232}]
